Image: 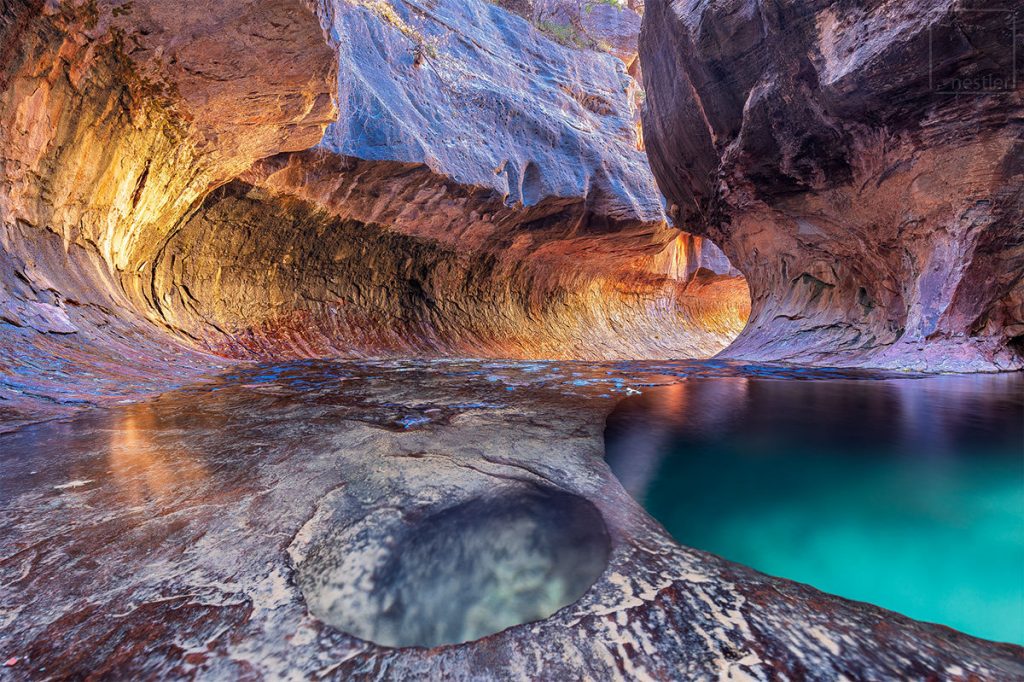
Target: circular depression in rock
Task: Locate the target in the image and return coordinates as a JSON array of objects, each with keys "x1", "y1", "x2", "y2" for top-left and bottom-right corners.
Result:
[{"x1": 294, "y1": 485, "x2": 611, "y2": 648}]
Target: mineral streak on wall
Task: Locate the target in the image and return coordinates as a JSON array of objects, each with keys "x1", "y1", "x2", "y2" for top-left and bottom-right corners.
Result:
[{"x1": 0, "y1": 0, "x2": 750, "y2": 422}]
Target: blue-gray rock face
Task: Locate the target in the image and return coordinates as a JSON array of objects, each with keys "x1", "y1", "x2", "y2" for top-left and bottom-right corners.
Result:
[
  {"x1": 186, "y1": 0, "x2": 749, "y2": 364},
  {"x1": 316, "y1": 0, "x2": 662, "y2": 224}
]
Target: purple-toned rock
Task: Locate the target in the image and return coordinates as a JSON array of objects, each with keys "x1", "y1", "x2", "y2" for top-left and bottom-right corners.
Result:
[
  {"x1": 2, "y1": 361, "x2": 1022, "y2": 679},
  {"x1": 313, "y1": 0, "x2": 660, "y2": 236},
  {"x1": 147, "y1": 0, "x2": 749, "y2": 362},
  {"x1": 0, "y1": 0, "x2": 749, "y2": 421}
]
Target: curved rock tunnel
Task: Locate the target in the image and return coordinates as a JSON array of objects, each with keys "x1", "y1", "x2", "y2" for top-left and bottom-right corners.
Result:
[
  {"x1": 154, "y1": 177, "x2": 749, "y2": 361},
  {"x1": 2, "y1": 0, "x2": 1024, "y2": 677},
  {"x1": 2, "y1": 0, "x2": 1021, "y2": 427},
  {"x1": 0, "y1": 0, "x2": 750, "y2": 423}
]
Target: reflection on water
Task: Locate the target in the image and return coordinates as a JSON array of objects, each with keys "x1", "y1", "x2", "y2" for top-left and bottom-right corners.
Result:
[
  {"x1": 107, "y1": 409, "x2": 209, "y2": 506},
  {"x1": 605, "y1": 373, "x2": 1024, "y2": 644}
]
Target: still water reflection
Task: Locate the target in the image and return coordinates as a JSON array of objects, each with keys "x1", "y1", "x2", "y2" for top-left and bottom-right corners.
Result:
[{"x1": 605, "y1": 374, "x2": 1024, "y2": 644}]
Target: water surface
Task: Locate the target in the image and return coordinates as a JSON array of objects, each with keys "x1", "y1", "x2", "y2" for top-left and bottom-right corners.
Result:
[{"x1": 605, "y1": 373, "x2": 1024, "y2": 644}]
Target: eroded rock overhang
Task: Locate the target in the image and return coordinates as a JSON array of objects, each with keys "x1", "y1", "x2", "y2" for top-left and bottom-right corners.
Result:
[
  {"x1": 0, "y1": 0, "x2": 338, "y2": 423},
  {"x1": 641, "y1": 0, "x2": 1023, "y2": 372},
  {"x1": 0, "y1": 0, "x2": 750, "y2": 425},
  {"x1": 166, "y1": 0, "x2": 748, "y2": 360}
]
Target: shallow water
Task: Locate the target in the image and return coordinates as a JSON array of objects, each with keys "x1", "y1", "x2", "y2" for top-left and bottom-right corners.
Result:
[{"x1": 605, "y1": 373, "x2": 1024, "y2": 644}]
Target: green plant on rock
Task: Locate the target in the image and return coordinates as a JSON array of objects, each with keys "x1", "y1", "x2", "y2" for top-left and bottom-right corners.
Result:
[
  {"x1": 536, "y1": 20, "x2": 587, "y2": 48},
  {"x1": 584, "y1": 0, "x2": 625, "y2": 14}
]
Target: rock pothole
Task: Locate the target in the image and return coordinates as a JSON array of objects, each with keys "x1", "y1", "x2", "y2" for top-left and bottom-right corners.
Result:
[{"x1": 293, "y1": 484, "x2": 611, "y2": 648}]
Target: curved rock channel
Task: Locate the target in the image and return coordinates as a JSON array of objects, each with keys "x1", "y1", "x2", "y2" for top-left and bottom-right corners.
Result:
[
  {"x1": 0, "y1": 0, "x2": 749, "y2": 429},
  {"x1": 2, "y1": 361, "x2": 1022, "y2": 679},
  {"x1": 1, "y1": 0, "x2": 1022, "y2": 677}
]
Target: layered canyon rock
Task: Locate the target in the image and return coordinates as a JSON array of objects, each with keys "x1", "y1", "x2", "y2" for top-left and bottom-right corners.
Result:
[
  {"x1": 154, "y1": 0, "x2": 748, "y2": 360},
  {"x1": 0, "y1": 0, "x2": 337, "y2": 423},
  {"x1": 3, "y1": 2, "x2": 1023, "y2": 678},
  {"x1": 151, "y1": 180, "x2": 748, "y2": 360},
  {"x1": 641, "y1": 0, "x2": 1024, "y2": 372},
  {"x1": 1, "y1": 0, "x2": 748, "y2": 424},
  {"x1": 497, "y1": 0, "x2": 644, "y2": 66},
  {"x1": 0, "y1": 0, "x2": 336, "y2": 315}
]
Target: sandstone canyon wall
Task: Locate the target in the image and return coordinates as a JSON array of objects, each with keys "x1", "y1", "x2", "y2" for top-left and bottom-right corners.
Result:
[
  {"x1": 154, "y1": 0, "x2": 748, "y2": 360},
  {"x1": 0, "y1": 0, "x2": 337, "y2": 424},
  {"x1": 641, "y1": 0, "x2": 1023, "y2": 372},
  {"x1": 0, "y1": 0, "x2": 748, "y2": 423}
]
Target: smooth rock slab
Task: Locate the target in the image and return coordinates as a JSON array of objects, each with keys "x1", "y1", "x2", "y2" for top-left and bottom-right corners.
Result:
[{"x1": 1, "y1": 360, "x2": 1021, "y2": 679}]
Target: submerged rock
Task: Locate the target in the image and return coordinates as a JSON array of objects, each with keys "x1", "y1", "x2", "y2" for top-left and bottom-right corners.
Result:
[{"x1": 641, "y1": 0, "x2": 1024, "y2": 372}]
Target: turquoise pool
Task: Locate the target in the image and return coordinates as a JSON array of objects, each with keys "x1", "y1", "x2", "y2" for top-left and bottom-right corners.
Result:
[{"x1": 605, "y1": 373, "x2": 1024, "y2": 644}]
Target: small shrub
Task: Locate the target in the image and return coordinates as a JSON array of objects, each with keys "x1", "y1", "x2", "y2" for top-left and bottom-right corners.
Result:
[
  {"x1": 584, "y1": 0, "x2": 625, "y2": 14},
  {"x1": 536, "y1": 20, "x2": 586, "y2": 48},
  {"x1": 353, "y1": 0, "x2": 439, "y2": 66}
]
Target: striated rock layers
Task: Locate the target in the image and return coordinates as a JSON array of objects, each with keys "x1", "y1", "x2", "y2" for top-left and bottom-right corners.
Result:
[
  {"x1": 641, "y1": 0, "x2": 1023, "y2": 372},
  {"x1": 153, "y1": 0, "x2": 748, "y2": 360},
  {"x1": 156, "y1": 180, "x2": 748, "y2": 361},
  {"x1": 0, "y1": 0, "x2": 337, "y2": 423},
  {"x1": 0, "y1": 0, "x2": 748, "y2": 421}
]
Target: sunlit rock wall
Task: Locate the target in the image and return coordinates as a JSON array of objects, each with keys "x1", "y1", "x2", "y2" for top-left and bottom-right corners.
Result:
[
  {"x1": 150, "y1": 181, "x2": 747, "y2": 360},
  {"x1": 147, "y1": 0, "x2": 749, "y2": 360},
  {"x1": 0, "y1": 0, "x2": 335, "y2": 312},
  {"x1": 0, "y1": 0, "x2": 749, "y2": 423},
  {"x1": 0, "y1": 0, "x2": 337, "y2": 424},
  {"x1": 641, "y1": 0, "x2": 1023, "y2": 372}
]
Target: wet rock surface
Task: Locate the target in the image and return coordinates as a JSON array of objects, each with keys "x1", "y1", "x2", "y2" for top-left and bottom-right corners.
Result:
[
  {"x1": 2, "y1": 2, "x2": 1020, "y2": 676},
  {"x1": 2, "y1": 361, "x2": 1022, "y2": 679},
  {"x1": 641, "y1": 0, "x2": 1023, "y2": 371},
  {"x1": 295, "y1": 484, "x2": 611, "y2": 649}
]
